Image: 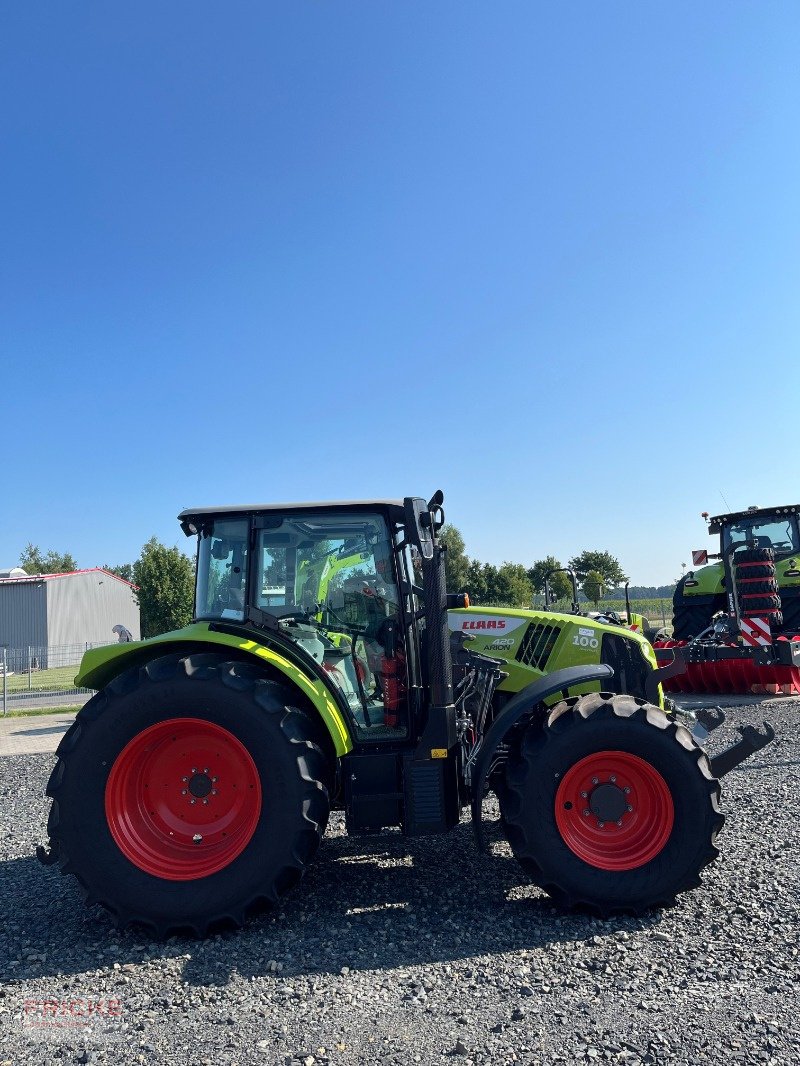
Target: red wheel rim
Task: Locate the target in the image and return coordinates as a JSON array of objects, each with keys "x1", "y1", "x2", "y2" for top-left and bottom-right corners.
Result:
[
  {"x1": 555, "y1": 751, "x2": 674, "y2": 871},
  {"x1": 105, "y1": 718, "x2": 262, "y2": 880}
]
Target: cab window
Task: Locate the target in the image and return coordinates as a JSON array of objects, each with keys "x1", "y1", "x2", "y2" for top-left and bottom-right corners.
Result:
[
  {"x1": 196, "y1": 519, "x2": 249, "y2": 622},
  {"x1": 253, "y1": 513, "x2": 407, "y2": 741}
]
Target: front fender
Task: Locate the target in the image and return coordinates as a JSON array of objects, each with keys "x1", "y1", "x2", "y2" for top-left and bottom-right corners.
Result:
[
  {"x1": 75, "y1": 623, "x2": 353, "y2": 756},
  {"x1": 470, "y1": 664, "x2": 614, "y2": 851}
]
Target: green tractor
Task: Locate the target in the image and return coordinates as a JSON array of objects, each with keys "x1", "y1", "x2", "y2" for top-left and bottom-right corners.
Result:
[
  {"x1": 672, "y1": 504, "x2": 800, "y2": 640},
  {"x1": 39, "y1": 493, "x2": 771, "y2": 935},
  {"x1": 656, "y1": 504, "x2": 800, "y2": 694}
]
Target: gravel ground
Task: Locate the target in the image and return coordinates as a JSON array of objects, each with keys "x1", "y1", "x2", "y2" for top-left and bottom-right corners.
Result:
[{"x1": 1, "y1": 699, "x2": 798, "y2": 1066}]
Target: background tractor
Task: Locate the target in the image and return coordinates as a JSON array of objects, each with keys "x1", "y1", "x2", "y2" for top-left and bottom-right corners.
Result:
[
  {"x1": 39, "y1": 492, "x2": 771, "y2": 936},
  {"x1": 542, "y1": 568, "x2": 669, "y2": 645},
  {"x1": 657, "y1": 504, "x2": 800, "y2": 694}
]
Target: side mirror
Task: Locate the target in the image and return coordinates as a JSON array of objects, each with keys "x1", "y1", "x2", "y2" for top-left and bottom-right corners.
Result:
[{"x1": 403, "y1": 497, "x2": 435, "y2": 560}]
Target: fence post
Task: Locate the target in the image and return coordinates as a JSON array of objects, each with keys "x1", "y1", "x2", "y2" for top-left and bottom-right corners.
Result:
[
  {"x1": 2, "y1": 647, "x2": 7, "y2": 717},
  {"x1": 28, "y1": 646, "x2": 32, "y2": 691}
]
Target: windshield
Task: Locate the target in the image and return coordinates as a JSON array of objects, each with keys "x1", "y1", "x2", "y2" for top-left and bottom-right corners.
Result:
[
  {"x1": 723, "y1": 515, "x2": 800, "y2": 556},
  {"x1": 254, "y1": 513, "x2": 398, "y2": 625}
]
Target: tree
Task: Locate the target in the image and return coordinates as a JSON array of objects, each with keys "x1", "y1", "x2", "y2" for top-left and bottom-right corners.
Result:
[
  {"x1": 481, "y1": 563, "x2": 501, "y2": 604},
  {"x1": 568, "y1": 549, "x2": 628, "y2": 590},
  {"x1": 492, "y1": 562, "x2": 534, "y2": 608},
  {"x1": 464, "y1": 558, "x2": 489, "y2": 604},
  {"x1": 439, "y1": 524, "x2": 470, "y2": 593},
  {"x1": 582, "y1": 570, "x2": 606, "y2": 607},
  {"x1": 527, "y1": 556, "x2": 573, "y2": 604},
  {"x1": 19, "y1": 543, "x2": 78, "y2": 575},
  {"x1": 102, "y1": 562, "x2": 134, "y2": 582},
  {"x1": 132, "y1": 537, "x2": 194, "y2": 638}
]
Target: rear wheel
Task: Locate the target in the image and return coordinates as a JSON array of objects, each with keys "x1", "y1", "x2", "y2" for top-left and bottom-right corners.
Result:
[
  {"x1": 44, "y1": 654, "x2": 331, "y2": 936},
  {"x1": 672, "y1": 600, "x2": 717, "y2": 640},
  {"x1": 500, "y1": 692, "x2": 723, "y2": 915}
]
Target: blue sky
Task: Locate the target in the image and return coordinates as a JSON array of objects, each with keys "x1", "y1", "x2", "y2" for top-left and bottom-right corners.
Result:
[{"x1": 2, "y1": 3, "x2": 798, "y2": 585}]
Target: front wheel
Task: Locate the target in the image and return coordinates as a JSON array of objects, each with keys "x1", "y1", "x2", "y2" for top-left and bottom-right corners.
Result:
[
  {"x1": 500, "y1": 692, "x2": 724, "y2": 915},
  {"x1": 43, "y1": 654, "x2": 331, "y2": 936}
]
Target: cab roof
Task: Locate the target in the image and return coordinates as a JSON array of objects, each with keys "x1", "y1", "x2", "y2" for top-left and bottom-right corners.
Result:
[
  {"x1": 708, "y1": 504, "x2": 800, "y2": 534},
  {"x1": 178, "y1": 500, "x2": 407, "y2": 529}
]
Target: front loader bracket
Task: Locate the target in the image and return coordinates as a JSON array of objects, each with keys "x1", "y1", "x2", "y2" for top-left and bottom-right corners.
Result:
[
  {"x1": 709, "y1": 722, "x2": 776, "y2": 778},
  {"x1": 696, "y1": 707, "x2": 726, "y2": 733}
]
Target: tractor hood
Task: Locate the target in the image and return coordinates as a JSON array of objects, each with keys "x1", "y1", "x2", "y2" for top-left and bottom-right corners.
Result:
[
  {"x1": 681, "y1": 561, "x2": 725, "y2": 598},
  {"x1": 448, "y1": 606, "x2": 660, "y2": 702}
]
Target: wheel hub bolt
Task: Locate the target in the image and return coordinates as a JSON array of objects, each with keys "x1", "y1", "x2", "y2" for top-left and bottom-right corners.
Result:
[
  {"x1": 191, "y1": 768, "x2": 196, "y2": 773},
  {"x1": 610, "y1": 775, "x2": 617, "y2": 783},
  {"x1": 591, "y1": 777, "x2": 599, "y2": 785},
  {"x1": 202, "y1": 799, "x2": 209, "y2": 805},
  {"x1": 181, "y1": 776, "x2": 188, "y2": 783},
  {"x1": 181, "y1": 789, "x2": 187, "y2": 796},
  {"x1": 580, "y1": 791, "x2": 588, "y2": 799},
  {"x1": 597, "y1": 821, "x2": 605, "y2": 828},
  {"x1": 626, "y1": 804, "x2": 633, "y2": 812},
  {"x1": 583, "y1": 809, "x2": 591, "y2": 817},
  {"x1": 203, "y1": 767, "x2": 209, "y2": 774},
  {"x1": 211, "y1": 789, "x2": 217, "y2": 796},
  {"x1": 212, "y1": 777, "x2": 218, "y2": 783},
  {"x1": 623, "y1": 786, "x2": 631, "y2": 794},
  {"x1": 190, "y1": 799, "x2": 196, "y2": 805},
  {"x1": 616, "y1": 820, "x2": 623, "y2": 827}
]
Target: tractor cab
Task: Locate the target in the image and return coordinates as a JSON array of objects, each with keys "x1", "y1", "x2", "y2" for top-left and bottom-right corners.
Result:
[
  {"x1": 185, "y1": 501, "x2": 422, "y2": 741},
  {"x1": 715, "y1": 507, "x2": 800, "y2": 559}
]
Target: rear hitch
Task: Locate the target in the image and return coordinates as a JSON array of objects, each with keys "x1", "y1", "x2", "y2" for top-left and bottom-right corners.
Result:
[{"x1": 709, "y1": 722, "x2": 776, "y2": 778}]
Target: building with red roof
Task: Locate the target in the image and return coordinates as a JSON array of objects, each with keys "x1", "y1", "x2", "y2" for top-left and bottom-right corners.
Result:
[{"x1": 0, "y1": 568, "x2": 140, "y2": 665}]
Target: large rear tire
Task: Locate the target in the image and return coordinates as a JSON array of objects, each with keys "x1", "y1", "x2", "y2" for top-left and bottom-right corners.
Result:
[
  {"x1": 500, "y1": 692, "x2": 723, "y2": 915},
  {"x1": 44, "y1": 654, "x2": 331, "y2": 936},
  {"x1": 672, "y1": 600, "x2": 718, "y2": 641}
]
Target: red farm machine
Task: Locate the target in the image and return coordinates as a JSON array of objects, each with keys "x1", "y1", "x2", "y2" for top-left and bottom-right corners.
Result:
[{"x1": 655, "y1": 504, "x2": 800, "y2": 695}]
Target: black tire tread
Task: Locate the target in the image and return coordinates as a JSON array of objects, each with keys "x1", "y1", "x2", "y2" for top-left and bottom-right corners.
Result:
[
  {"x1": 737, "y1": 594, "x2": 781, "y2": 612},
  {"x1": 671, "y1": 602, "x2": 715, "y2": 641},
  {"x1": 43, "y1": 654, "x2": 331, "y2": 937},
  {"x1": 734, "y1": 563, "x2": 776, "y2": 579},
  {"x1": 734, "y1": 579, "x2": 779, "y2": 595},
  {"x1": 734, "y1": 547, "x2": 775, "y2": 564}
]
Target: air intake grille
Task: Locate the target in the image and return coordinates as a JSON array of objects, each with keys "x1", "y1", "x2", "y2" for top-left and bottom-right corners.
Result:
[
  {"x1": 516, "y1": 622, "x2": 561, "y2": 671},
  {"x1": 600, "y1": 633, "x2": 650, "y2": 700}
]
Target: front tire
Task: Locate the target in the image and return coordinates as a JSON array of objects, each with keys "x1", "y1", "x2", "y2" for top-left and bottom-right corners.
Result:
[
  {"x1": 500, "y1": 692, "x2": 724, "y2": 915},
  {"x1": 44, "y1": 654, "x2": 331, "y2": 936}
]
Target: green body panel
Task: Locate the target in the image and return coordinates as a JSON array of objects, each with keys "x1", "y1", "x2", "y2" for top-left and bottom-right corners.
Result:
[
  {"x1": 775, "y1": 558, "x2": 800, "y2": 587},
  {"x1": 682, "y1": 562, "x2": 725, "y2": 597},
  {"x1": 682, "y1": 556, "x2": 800, "y2": 599},
  {"x1": 75, "y1": 623, "x2": 353, "y2": 756},
  {"x1": 448, "y1": 606, "x2": 661, "y2": 706}
]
